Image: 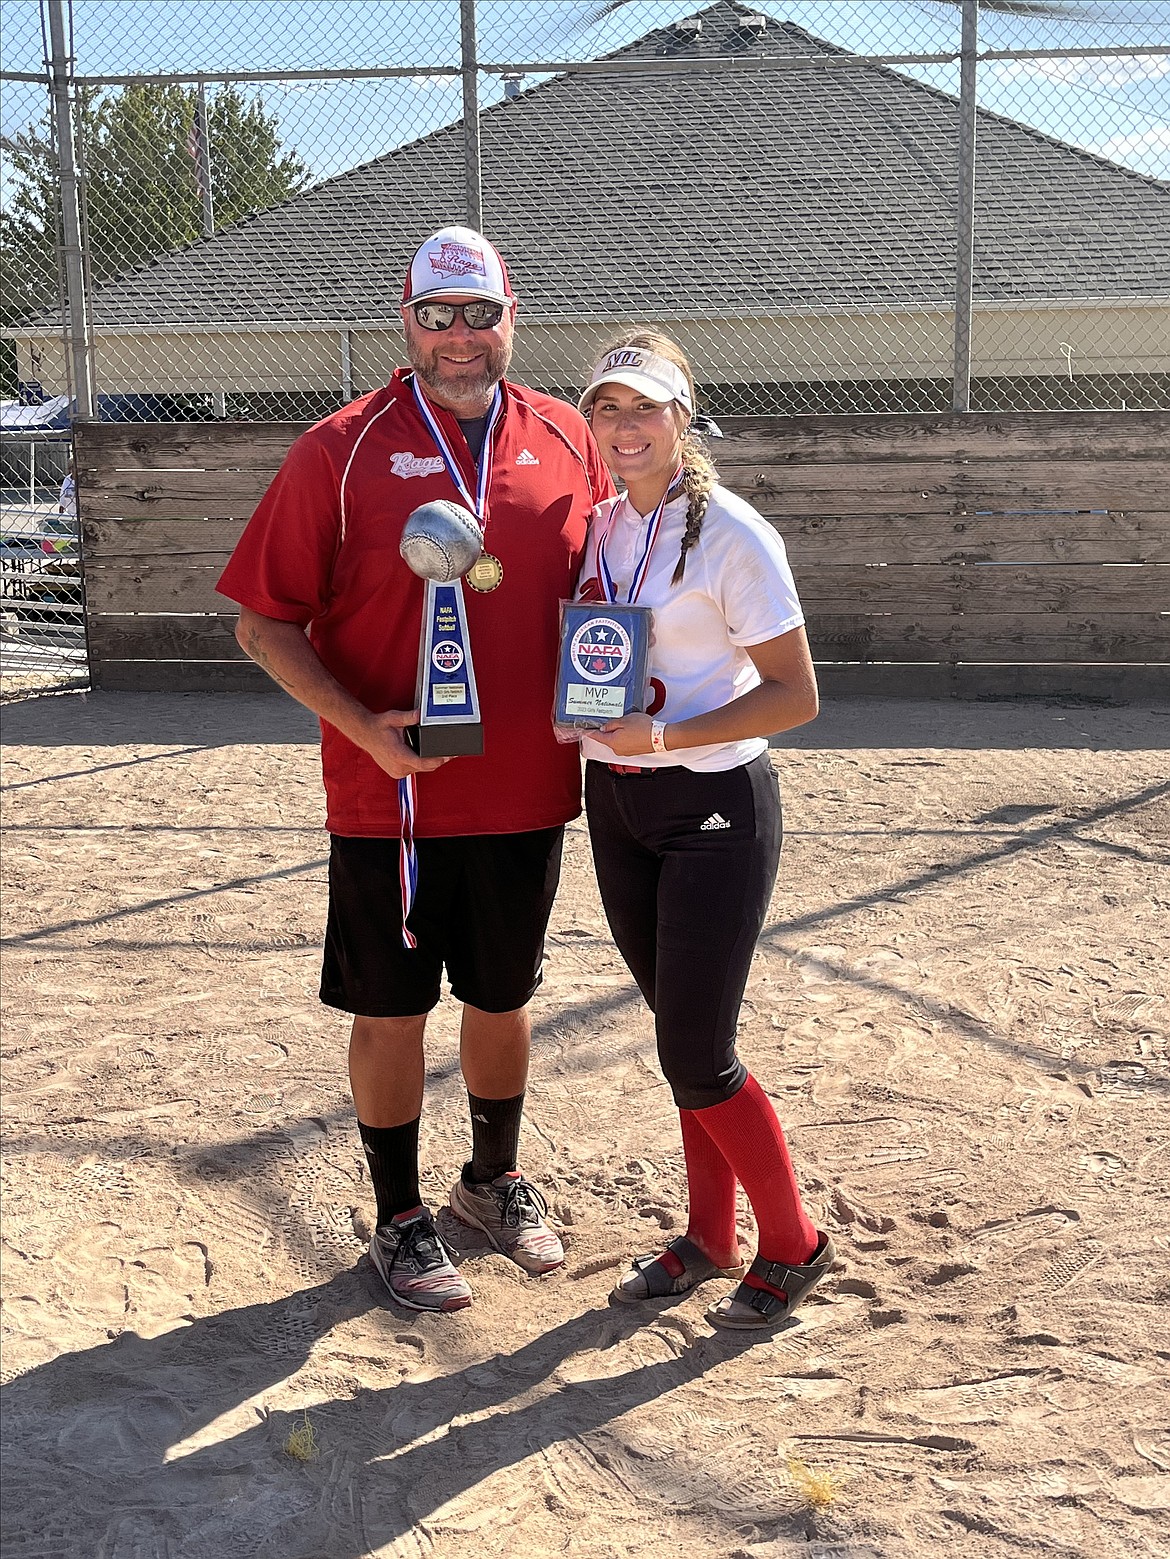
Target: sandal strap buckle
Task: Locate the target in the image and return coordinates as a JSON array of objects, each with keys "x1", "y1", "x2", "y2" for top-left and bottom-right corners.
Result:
[
  {"x1": 746, "y1": 1284, "x2": 784, "y2": 1318},
  {"x1": 752, "y1": 1255, "x2": 795, "y2": 1290}
]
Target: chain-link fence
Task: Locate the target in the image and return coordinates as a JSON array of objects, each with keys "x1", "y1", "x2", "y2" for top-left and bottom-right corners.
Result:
[
  {"x1": 2, "y1": 0, "x2": 1167, "y2": 427},
  {"x1": 0, "y1": 427, "x2": 85, "y2": 689}
]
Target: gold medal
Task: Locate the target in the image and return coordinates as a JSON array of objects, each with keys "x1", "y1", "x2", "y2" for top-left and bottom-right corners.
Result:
[{"x1": 467, "y1": 552, "x2": 504, "y2": 593}]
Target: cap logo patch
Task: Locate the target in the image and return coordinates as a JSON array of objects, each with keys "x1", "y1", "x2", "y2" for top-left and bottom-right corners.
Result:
[
  {"x1": 429, "y1": 241, "x2": 487, "y2": 280},
  {"x1": 603, "y1": 349, "x2": 646, "y2": 372}
]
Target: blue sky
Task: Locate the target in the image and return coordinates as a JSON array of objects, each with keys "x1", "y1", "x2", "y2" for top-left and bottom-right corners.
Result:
[{"x1": 2, "y1": 0, "x2": 1168, "y2": 183}]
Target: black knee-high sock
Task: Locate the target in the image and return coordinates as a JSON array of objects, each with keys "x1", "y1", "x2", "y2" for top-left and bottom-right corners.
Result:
[
  {"x1": 358, "y1": 1118, "x2": 421, "y2": 1224},
  {"x1": 466, "y1": 1091, "x2": 525, "y2": 1183}
]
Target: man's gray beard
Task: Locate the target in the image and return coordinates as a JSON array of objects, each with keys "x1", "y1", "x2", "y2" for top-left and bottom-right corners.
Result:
[{"x1": 407, "y1": 339, "x2": 512, "y2": 412}]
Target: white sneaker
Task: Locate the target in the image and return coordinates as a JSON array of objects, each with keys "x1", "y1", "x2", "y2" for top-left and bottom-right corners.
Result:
[
  {"x1": 449, "y1": 1169, "x2": 564, "y2": 1275},
  {"x1": 368, "y1": 1208, "x2": 472, "y2": 1312}
]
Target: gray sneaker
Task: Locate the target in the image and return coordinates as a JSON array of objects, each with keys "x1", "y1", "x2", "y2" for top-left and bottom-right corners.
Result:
[
  {"x1": 368, "y1": 1208, "x2": 472, "y2": 1312},
  {"x1": 449, "y1": 1168, "x2": 565, "y2": 1275}
]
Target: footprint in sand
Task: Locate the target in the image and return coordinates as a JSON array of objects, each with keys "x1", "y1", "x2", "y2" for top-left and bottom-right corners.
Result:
[
  {"x1": 123, "y1": 1241, "x2": 211, "y2": 1326},
  {"x1": 184, "y1": 1191, "x2": 273, "y2": 1267},
  {"x1": 554, "y1": 1313, "x2": 698, "y2": 1386},
  {"x1": 1080, "y1": 1150, "x2": 1124, "y2": 1181},
  {"x1": 1111, "y1": 1476, "x2": 1170, "y2": 1512},
  {"x1": 931, "y1": 1467, "x2": 1099, "y2": 1502},
  {"x1": 57, "y1": 1391, "x2": 190, "y2": 1476},
  {"x1": 538, "y1": 1417, "x2": 791, "y2": 1530},
  {"x1": 1133, "y1": 1428, "x2": 1170, "y2": 1471},
  {"x1": 1037, "y1": 1239, "x2": 1106, "y2": 1291},
  {"x1": 1073, "y1": 1353, "x2": 1159, "y2": 1388},
  {"x1": 1097, "y1": 1060, "x2": 1159, "y2": 1100},
  {"x1": 964, "y1": 1205, "x2": 1080, "y2": 1249},
  {"x1": 887, "y1": 1370, "x2": 1045, "y2": 1424}
]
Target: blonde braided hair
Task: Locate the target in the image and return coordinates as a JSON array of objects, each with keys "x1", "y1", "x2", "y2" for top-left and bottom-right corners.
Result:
[{"x1": 587, "y1": 327, "x2": 717, "y2": 586}]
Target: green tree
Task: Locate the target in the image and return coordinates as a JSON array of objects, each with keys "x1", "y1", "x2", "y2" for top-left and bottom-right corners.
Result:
[{"x1": 1, "y1": 82, "x2": 307, "y2": 386}]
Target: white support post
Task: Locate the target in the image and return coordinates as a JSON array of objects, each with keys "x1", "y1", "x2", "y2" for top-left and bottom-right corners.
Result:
[
  {"x1": 48, "y1": 0, "x2": 94, "y2": 420},
  {"x1": 460, "y1": 0, "x2": 482, "y2": 231},
  {"x1": 952, "y1": 0, "x2": 979, "y2": 414}
]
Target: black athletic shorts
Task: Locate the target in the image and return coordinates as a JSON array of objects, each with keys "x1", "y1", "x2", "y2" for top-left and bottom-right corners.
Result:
[{"x1": 320, "y1": 827, "x2": 565, "y2": 1018}]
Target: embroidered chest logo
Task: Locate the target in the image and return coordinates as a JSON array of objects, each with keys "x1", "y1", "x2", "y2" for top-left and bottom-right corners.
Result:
[
  {"x1": 515, "y1": 448, "x2": 540, "y2": 466},
  {"x1": 570, "y1": 617, "x2": 631, "y2": 683},
  {"x1": 429, "y1": 241, "x2": 487, "y2": 279},
  {"x1": 391, "y1": 452, "x2": 445, "y2": 479}
]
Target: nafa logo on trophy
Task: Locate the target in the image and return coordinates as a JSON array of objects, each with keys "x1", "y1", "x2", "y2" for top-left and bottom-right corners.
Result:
[
  {"x1": 431, "y1": 640, "x2": 465, "y2": 674},
  {"x1": 570, "y1": 617, "x2": 631, "y2": 683}
]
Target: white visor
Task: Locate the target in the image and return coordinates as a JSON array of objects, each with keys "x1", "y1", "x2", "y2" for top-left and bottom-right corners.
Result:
[{"x1": 578, "y1": 348, "x2": 693, "y2": 415}]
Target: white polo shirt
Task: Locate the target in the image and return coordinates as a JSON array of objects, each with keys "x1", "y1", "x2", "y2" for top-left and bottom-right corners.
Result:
[{"x1": 576, "y1": 483, "x2": 805, "y2": 772}]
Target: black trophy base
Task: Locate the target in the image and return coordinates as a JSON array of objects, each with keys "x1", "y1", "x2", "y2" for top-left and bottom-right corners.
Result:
[{"x1": 406, "y1": 720, "x2": 484, "y2": 758}]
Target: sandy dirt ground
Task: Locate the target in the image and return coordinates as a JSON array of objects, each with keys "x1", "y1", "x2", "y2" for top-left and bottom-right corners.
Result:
[{"x1": 1, "y1": 688, "x2": 1168, "y2": 1559}]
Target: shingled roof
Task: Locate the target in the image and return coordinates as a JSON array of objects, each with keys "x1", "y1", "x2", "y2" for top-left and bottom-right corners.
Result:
[{"x1": 72, "y1": 0, "x2": 1169, "y2": 330}]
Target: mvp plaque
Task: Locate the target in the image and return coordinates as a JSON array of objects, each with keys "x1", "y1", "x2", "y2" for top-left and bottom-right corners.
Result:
[{"x1": 554, "y1": 601, "x2": 652, "y2": 733}]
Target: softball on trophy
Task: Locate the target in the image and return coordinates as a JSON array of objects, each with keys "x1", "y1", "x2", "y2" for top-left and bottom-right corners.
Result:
[{"x1": 400, "y1": 499, "x2": 483, "y2": 583}]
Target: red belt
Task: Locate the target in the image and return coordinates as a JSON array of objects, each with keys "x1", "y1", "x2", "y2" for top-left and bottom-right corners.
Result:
[{"x1": 607, "y1": 764, "x2": 661, "y2": 776}]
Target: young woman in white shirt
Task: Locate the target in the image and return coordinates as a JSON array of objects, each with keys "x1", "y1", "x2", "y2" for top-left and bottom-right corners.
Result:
[{"x1": 577, "y1": 329, "x2": 834, "y2": 1330}]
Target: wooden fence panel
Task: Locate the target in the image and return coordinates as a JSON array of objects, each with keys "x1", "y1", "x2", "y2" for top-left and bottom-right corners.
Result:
[
  {"x1": 82, "y1": 557, "x2": 1170, "y2": 619},
  {"x1": 710, "y1": 412, "x2": 1170, "y2": 465},
  {"x1": 734, "y1": 461, "x2": 1170, "y2": 517},
  {"x1": 74, "y1": 422, "x2": 305, "y2": 472},
  {"x1": 806, "y1": 614, "x2": 1167, "y2": 663},
  {"x1": 86, "y1": 613, "x2": 243, "y2": 662},
  {"x1": 83, "y1": 511, "x2": 1170, "y2": 568},
  {"x1": 85, "y1": 561, "x2": 237, "y2": 615},
  {"x1": 782, "y1": 512, "x2": 1169, "y2": 566},
  {"x1": 82, "y1": 457, "x2": 1170, "y2": 523},
  {"x1": 77, "y1": 413, "x2": 1170, "y2": 697},
  {"x1": 795, "y1": 564, "x2": 1169, "y2": 615},
  {"x1": 85, "y1": 610, "x2": 1168, "y2": 668},
  {"x1": 81, "y1": 518, "x2": 247, "y2": 557}
]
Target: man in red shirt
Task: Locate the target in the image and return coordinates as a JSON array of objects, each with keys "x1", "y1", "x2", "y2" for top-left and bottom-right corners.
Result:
[{"x1": 218, "y1": 226, "x2": 613, "y2": 1312}]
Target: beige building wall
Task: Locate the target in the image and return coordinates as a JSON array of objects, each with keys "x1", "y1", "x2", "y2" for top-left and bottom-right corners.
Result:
[{"x1": 13, "y1": 300, "x2": 1168, "y2": 397}]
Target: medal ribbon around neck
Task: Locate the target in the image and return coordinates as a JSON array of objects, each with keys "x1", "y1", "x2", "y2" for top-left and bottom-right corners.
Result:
[
  {"x1": 410, "y1": 372, "x2": 502, "y2": 533},
  {"x1": 597, "y1": 466, "x2": 684, "y2": 604},
  {"x1": 396, "y1": 378, "x2": 504, "y2": 949}
]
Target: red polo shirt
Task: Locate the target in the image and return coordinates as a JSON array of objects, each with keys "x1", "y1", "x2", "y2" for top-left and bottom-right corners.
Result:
[{"x1": 217, "y1": 371, "x2": 614, "y2": 836}]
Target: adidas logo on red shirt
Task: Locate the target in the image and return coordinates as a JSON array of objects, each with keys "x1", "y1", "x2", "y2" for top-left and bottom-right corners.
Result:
[{"x1": 515, "y1": 448, "x2": 540, "y2": 466}]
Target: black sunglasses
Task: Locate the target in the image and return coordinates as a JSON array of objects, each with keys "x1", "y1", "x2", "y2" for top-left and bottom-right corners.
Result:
[{"x1": 411, "y1": 299, "x2": 506, "y2": 331}]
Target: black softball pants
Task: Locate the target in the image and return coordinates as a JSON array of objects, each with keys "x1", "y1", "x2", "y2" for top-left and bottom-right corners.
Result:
[{"x1": 584, "y1": 754, "x2": 783, "y2": 1110}]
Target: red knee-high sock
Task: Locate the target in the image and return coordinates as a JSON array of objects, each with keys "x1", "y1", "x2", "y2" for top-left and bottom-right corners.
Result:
[
  {"x1": 680, "y1": 1109, "x2": 739, "y2": 1267},
  {"x1": 692, "y1": 1074, "x2": 818, "y2": 1281}
]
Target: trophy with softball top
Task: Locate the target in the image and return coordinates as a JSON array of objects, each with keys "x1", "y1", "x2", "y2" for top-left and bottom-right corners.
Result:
[
  {"x1": 400, "y1": 499, "x2": 486, "y2": 757},
  {"x1": 554, "y1": 601, "x2": 652, "y2": 733}
]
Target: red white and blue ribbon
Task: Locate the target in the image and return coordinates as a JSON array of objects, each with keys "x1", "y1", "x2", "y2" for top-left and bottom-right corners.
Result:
[
  {"x1": 409, "y1": 373, "x2": 502, "y2": 530},
  {"x1": 596, "y1": 466, "x2": 683, "y2": 605},
  {"x1": 397, "y1": 774, "x2": 419, "y2": 948},
  {"x1": 396, "y1": 377, "x2": 504, "y2": 948}
]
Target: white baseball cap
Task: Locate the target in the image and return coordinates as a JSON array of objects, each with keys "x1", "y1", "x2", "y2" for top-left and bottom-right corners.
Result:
[
  {"x1": 578, "y1": 346, "x2": 694, "y2": 415},
  {"x1": 402, "y1": 225, "x2": 514, "y2": 307}
]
